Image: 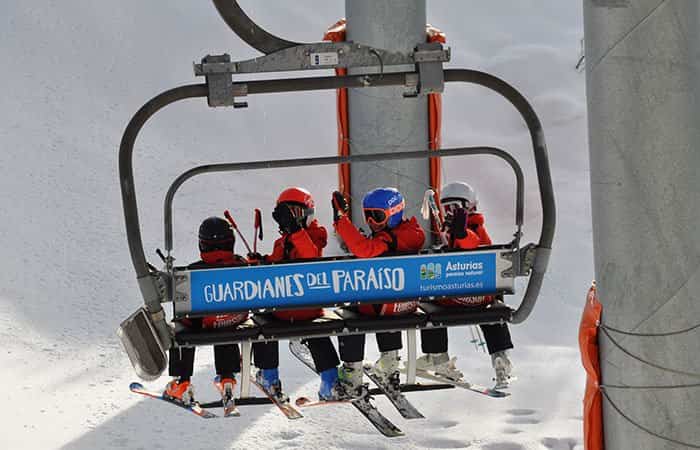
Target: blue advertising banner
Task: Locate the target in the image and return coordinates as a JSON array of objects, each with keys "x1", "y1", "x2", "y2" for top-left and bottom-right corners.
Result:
[{"x1": 187, "y1": 252, "x2": 498, "y2": 314}]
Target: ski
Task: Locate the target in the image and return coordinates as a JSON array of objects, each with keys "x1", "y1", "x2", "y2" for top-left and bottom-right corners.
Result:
[
  {"x1": 351, "y1": 395, "x2": 404, "y2": 437},
  {"x1": 295, "y1": 396, "x2": 355, "y2": 408},
  {"x1": 250, "y1": 377, "x2": 303, "y2": 420},
  {"x1": 289, "y1": 341, "x2": 404, "y2": 438},
  {"x1": 213, "y1": 377, "x2": 241, "y2": 417},
  {"x1": 129, "y1": 382, "x2": 219, "y2": 418},
  {"x1": 363, "y1": 364, "x2": 424, "y2": 419},
  {"x1": 403, "y1": 369, "x2": 510, "y2": 398},
  {"x1": 295, "y1": 387, "x2": 365, "y2": 408}
]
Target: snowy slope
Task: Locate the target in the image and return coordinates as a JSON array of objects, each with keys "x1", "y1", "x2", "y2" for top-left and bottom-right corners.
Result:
[{"x1": 0, "y1": 1, "x2": 590, "y2": 449}]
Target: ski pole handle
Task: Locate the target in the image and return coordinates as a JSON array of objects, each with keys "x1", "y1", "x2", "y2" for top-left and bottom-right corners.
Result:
[
  {"x1": 224, "y1": 209, "x2": 253, "y2": 254},
  {"x1": 253, "y1": 208, "x2": 263, "y2": 253}
]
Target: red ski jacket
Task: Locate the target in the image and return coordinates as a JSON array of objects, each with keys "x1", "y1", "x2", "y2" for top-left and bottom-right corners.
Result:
[
  {"x1": 467, "y1": 213, "x2": 492, "y2": 246},
  {"x1": 267, "y1": 220, "x2": 328, "y2": 321},
  {"x1": 266, "y1": 220, "x2": 327, "y2": 262},
  {"x1": 183, "y1": 251, "x2": 249, "y2": 329},
  {"x1": 335, "y1": 216, "x2": 425, "y2": 316},
  {"x1": 334, "y1": 215, "x2": 425, "y2": 258},
  {"x1": 440, "y1": 212, "x2": 494, "y2": 307}
]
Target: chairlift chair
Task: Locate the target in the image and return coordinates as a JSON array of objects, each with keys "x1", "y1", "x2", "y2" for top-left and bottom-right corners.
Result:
[{"x1": 118, "y1": 0, "x2": 555, "y2": 382}]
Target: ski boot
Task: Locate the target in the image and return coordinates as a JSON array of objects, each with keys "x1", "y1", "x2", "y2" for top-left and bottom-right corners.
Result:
[
  {"x1": 318, "y1": 367, "x2": 340, "y2": 400},
  {"x1": 491, "y1": 351, "x2": 513, "y2": 389},
  {"x1": 370, "y1": 350, "x2": 402, "y2": 391},
  {"x1": 318, "y1": 366, "x2": 365, "y2": 401},
  {"x1": 337, "y1": 361, "x2": 366, "y2": 397},
  {"x1": 214, "y1": 375, "x2": 239, "y2": 416},
  {"x1": 164, "y1": 378, "x2": 195, "y2": 405},
  {"x1": 256, "y1": 368, "x2": 289, "y2": 403},
  {"x1": 214, "y1": 376, "x2": 237, "y2": 402},
  {"x1": 416, "y1": 352, "x2": 464, "y2": 381}
]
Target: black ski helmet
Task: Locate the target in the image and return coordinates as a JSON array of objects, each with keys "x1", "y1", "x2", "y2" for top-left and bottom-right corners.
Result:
[{"x1": 198, "y1": 216, "x2": 235, "y2": 252}]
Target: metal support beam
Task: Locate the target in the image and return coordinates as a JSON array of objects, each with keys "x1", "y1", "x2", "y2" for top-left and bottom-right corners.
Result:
[
  {"x1": 584, "y1": 1, "x2": 700, "y2": 448},
  {"x1": 345, "y1": 0, "x2": 430, "y2": 233},
  {"x1": 406, "y1": 329, "x2": 417, "y2": 384},
  {"x1": 240, "y1": 341, "x2": 252, "y2": 397}
]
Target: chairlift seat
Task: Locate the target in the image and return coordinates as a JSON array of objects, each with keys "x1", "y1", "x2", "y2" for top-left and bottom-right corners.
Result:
[
  {"x1": 420, "y1": 301, "x2": 512, "y2": 327},
  {"x1": 251, "y1": 310, "x2": 345, "y2": 340},
  {"x1": 336, "y1": 307, "x2": 428, "y2": 333},
  {"x1": 174, "y1": 318, "x2": 260, "y2": 346}
]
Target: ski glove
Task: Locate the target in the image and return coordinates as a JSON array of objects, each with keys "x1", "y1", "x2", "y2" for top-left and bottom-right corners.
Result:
[
  {"x1": 247, "y1": 252, "x2": 264, "y2": 263},
  {"x1": 467, "y1": 213, "x2": 484, "y2": 232},
  {"x1": 446, "y1": 207, "x2": 468, "y2": 240},
  {"x1": 332, "y1": 191, "x2": 350, "y2": 223},
  {"x1": 272, "y1": 203, "x2": 302, "y2": 234}
]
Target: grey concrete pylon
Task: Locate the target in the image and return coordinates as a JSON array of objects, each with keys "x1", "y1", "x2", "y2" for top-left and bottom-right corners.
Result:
[
  {"x1": 345, "y1": 0, "x2": 430, "y2": 234},
  {"x1": 583, "y1": 1, "x2": 700, "y2": 448}
]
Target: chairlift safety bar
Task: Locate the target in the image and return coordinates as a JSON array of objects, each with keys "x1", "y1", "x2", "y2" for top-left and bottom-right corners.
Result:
[{"x1": 164, "y1": 146, "x2": 525, "y2": 254}]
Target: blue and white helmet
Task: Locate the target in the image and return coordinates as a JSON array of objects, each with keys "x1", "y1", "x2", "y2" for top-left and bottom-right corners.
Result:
[{"x1": 362, "y1": 187, "x2": 405, "y2": 229}]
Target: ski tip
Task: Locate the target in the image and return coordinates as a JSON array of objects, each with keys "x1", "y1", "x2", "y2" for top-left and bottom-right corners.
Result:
[
  {"x1": 295, "y1": 397, "x2": 311, "y2": 407},
  {"x1": 224, "y1": 409, "x2": 241, "y2": 417},
  {"x1": 129, "y1": 382, "x2": 144, "y2": 390},
  {"x1": 490, "y1": 390, "x2": 510, "y2": 398}
]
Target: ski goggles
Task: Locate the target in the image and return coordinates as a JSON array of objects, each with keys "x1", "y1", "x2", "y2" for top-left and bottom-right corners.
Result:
[
  {"x1": 281, "y1": 202, "x2": 315, "y2": 222},
  {"x1": 199, "y1": 237, "x2": 234, "y2": 252},
  {"x1": 441, "y1": 199, "x2": 475, "y2": 217},
  {"x1": 363, "y1": 200, "x2": 405, "y2": 227}
]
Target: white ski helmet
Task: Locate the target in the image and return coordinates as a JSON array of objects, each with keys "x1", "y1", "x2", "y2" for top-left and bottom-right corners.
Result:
[{"x1": 440, "y1": 181, "x2": 478, "y2": 214}]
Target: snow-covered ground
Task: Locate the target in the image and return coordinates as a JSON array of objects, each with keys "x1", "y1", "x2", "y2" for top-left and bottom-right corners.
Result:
[{"x1": 1, "y1": 1, "x2": 591, "y2": 449}]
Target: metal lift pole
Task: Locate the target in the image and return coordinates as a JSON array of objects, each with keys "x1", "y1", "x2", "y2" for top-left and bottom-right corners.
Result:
[
  {"x1": 346, "y1": 0, "x2": 429, "y2": 383},
  {"x1": 583, "y1": 1, "x2": 700, "y2": 448},
  {"x1": 345, "y1": 0, "x2": 430, "y2": 230}
]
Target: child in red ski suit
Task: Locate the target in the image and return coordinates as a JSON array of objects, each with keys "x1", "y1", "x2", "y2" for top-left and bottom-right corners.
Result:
[
  {"x1": 331, "y1": 187, "x2": 425, "y2": 393},
  {"x1": 250, "y1": 187, "x2": 340, "y2": 400},
  {"x1": 165, "y1": 216, "x2": 248, "y2": 405},
  {"x1": 418, "y1": 182, "x2": 514, "y2": 388}
]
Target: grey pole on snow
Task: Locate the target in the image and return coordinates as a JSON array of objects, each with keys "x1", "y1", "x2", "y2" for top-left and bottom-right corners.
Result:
[
  {"x1": 345, "y1": 0, "x2": 431, "y2": 233},
  {"x1": 583, "y1": 1, "x2": 700, "y2": 448}
]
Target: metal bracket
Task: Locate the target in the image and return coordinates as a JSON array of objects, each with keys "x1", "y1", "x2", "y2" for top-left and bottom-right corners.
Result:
[
  {"x1": 197, "y1": 54, "x2": 248, "y2": 108},
  {"x1": 500, "y1": 243, "x2": 538, "y2": 278},
  {"x1": 154, "y1": 271, "x2": 171, "y2": 303},
  {"x1": 172, "y1": 273, "x2": 190, "y2": 304},
  {"x1": 194, "y1": 42, "x2": 449, "y2": 75},
  {"x1": 194, "y1": 43, "x2": 450, "y2": 105},
  {"x1": 414, "y1": 42, "x2": 446, "y2": 94}
]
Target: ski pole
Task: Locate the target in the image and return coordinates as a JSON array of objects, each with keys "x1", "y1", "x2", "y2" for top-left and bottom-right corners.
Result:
[
  {"x1": 469, "y1": 326, "x2": 480, "y2": 352},
  {"x1": 253, "y1": 208, "x2": 263, "y2": 253},
  {"x1": 224, "y1": 210, "x2": 253, "y2": 254},
  {"x1": 475, "y1": 326, "x2": 487, "y2": 353},
  {"x1": 422, "y1": 189, "x2": 447, "y2": 245}
]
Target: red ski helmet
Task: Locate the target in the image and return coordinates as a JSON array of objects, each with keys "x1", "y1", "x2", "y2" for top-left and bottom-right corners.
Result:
[{"x1": 276, "y1": 187, "x2": 315, "y2": 225}]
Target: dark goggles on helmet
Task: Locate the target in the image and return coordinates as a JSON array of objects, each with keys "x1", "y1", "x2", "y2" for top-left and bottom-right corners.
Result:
[
  {"x1": 280, "y1": 201, "x2": 315, "y2": 223},
  {"x1": 199, "y1": 237, "x2": 234, "y2": 253},
  {"x1": 441, "y1": 199, "x2": 475, "y2": 217}
]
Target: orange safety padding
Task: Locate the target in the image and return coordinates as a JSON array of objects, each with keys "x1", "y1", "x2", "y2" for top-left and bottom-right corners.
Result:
[
  {"x1": 579, "y1": 283, "x2": 604, "y2": 450},
  {"x1": 335, "y1": 67, "x2": 350, "y2": 194},
  {"x1": 324, "y1": 20, "x2": 445, "y2": 213},
  {"x1": 426, "y1": 26, "x2": 444, "y2": 238},
  {"x1": 324, "y1": 20, "x2": 350, "y2": 197}
]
